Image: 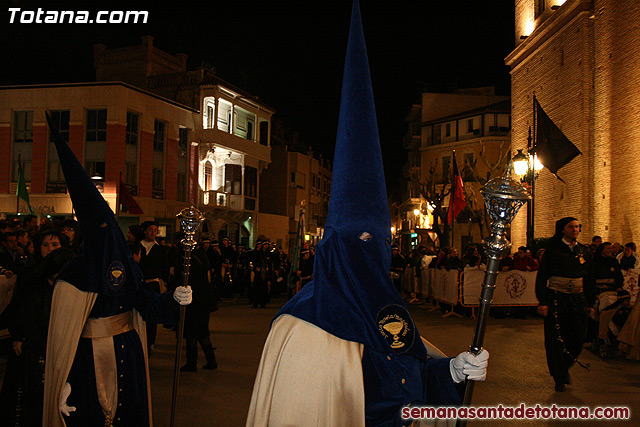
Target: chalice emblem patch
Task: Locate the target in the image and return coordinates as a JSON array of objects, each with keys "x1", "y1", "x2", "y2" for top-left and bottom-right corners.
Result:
[
  {"x1": 107, "y1": 261, "x2": 126, "y2": 290},
  {"x1": 377, "y1": 305, "x2": 415, "y2": 353},
  {"x1": 383, "y1": 321, "x2": 405, "y2": 348}
]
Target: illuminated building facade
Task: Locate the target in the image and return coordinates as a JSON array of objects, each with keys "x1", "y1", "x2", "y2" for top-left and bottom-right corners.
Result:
[
  {"x1": 507, "y1": 0, "x2": 640, "y2": 247},
  {"x1": 0, "y1": 82, "x2": 197, "y2": 237},
  {"x1": 1, "y1": 36, "x2": 273, "y2": 244},
  {"x1": 393, "y1": 88, "x2": 510, "y2": 252}
]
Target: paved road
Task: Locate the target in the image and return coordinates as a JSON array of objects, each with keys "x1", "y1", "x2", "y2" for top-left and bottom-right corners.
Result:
[
  {"x1": 148, "y1": 297, "x2": 639, "y2": 427},
  {"x1": 1, "y1": 296, "x2": 637, "y2": 426}
]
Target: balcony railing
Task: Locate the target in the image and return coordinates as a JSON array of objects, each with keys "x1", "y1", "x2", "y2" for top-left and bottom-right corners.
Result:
[{"x1": 201, "y1": 190, "x2": 228, "y2": 208}]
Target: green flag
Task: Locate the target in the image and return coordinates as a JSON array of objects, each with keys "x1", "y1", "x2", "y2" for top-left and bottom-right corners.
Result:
[{"x1": 17, "y1": 162, "x2": 35, "y2": 214}]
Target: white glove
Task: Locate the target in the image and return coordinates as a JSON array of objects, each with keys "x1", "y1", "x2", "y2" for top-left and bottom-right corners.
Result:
[
  {"x1": 173, "y1": 285, "x2": 193, "y2": 305},
  {"x1": 450, "y1": 349, "x2": 489, "y2": 383},
  {"x1": 60, "y1": 382, "x2": 76, "y2": 416}
]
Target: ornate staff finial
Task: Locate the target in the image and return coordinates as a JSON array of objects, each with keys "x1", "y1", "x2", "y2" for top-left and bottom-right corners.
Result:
[
  {"x1": 177, "y1": 205, "x2": 205, "y2": 251},
  {"x1": 170, "y1": 205, "x2": 205, "y2": 427},
  {"x1": 457, "y1": 168, "x2": 529, "y2": 427}
]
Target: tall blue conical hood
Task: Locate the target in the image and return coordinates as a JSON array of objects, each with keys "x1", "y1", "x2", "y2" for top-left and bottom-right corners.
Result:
[
  {"x1": 46, "y1": 112, "x2": 143, "y2": 295},
  {"x1": 326, "y1": 0, "x2": 389, "y2": 233},
  {"x1": 277, "y1": 0, "x2": 426, "y2": 361}
]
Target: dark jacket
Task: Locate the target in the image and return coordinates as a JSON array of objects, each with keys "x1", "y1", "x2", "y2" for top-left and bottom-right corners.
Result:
[
  {"x1": 138, "y1": 241, "x2": 169, "y2": 282},
  {"x1": 535, "y1": 238, "x2": 595, "y2": 306}
]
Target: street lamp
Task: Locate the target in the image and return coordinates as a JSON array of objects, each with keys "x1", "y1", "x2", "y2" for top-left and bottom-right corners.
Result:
[
  {"x1": 512, "y1": 127, "x2": 544, "y2": 246},
  {"x1": 512, "y1": 149, "x2": 529, "y2": 178}
]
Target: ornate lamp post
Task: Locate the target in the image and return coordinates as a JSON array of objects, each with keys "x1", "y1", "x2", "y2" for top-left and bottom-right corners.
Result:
[
  {"x1": 170, "y1": 205, "x2": 205, "y2": 427},
  {"x1": 512, "y1": 127, "x2": 543, "y2": 246},
  {"x1": 457, "y1": 164, "x2": 530, "y2": 426}
]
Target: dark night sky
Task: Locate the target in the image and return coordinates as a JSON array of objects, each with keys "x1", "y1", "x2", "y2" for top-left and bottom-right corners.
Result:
[{"x1": 1, "y1": 0, "x2": 514, "y2": 192}]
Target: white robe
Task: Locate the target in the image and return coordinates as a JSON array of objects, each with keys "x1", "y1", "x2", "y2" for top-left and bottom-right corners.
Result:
[{"x1": 247, "y1": 314, "x2": 452, "y2": 427}]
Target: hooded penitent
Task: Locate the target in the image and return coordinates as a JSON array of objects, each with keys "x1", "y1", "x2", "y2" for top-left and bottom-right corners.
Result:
[
  {"x1": 44, "y1": 113, "x2": 167, "y2": 427},
  {"x1": 275, "y1": 4, "x2": 463, "y2": 424},
  {"x1": 277, "y1": 0, "x2": 427, "y2": 365},
  {"x1": 45, "y1": 113, "x2": 143, "y2": 296}
]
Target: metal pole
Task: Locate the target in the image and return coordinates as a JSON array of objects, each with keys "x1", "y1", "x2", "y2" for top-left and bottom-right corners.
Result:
[
  {"x1": 456, "y1": 164, "x2": 529, "y2": 427},
  {"x1": 531, "y1": 95, "x2": 537, "y2": 247},
  {"x1": 16, "y1": 153, "x2": 21, "y2": 215},
  {"x1": 451, "y1": 150, "x2": 455, "y2": 249},
  {"x1": 526, "y1": 127, "x2": 533, "y2": 247},
  {"x1": 170, "y1": 206, "x2": 204, "y2": 427}
]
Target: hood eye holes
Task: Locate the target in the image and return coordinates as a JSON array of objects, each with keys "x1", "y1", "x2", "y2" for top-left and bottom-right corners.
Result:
[
  {"x1": 100, "y1": 222, "x2": 108, "y2": 228},
  {"x1": 359, "y1": 232, "x2": 372, "y2": 242}
]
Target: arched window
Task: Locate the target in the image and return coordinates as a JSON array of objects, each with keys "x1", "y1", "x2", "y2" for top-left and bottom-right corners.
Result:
[
  {"x1": 204, "y1": 161, "x2": 213, "y2": 191},
  {"x1": 203, "y1": 97, "x2": 215, "y2": 129}
]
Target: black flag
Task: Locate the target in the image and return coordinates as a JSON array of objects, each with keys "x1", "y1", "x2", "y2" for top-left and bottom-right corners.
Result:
[{"x1": 535, "y1": 98, "x2": 581, "y2": 181}]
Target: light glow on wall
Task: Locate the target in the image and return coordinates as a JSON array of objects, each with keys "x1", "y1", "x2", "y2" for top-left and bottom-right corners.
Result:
[{"x1": 524, "y1": 20, "x2": 535, "y2": 37}]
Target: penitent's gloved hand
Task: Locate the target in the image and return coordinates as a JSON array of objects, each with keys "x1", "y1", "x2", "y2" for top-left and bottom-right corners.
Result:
[
  {"x1": 450, "y1": 349, "x2": 489, "y2": 383},
  {"x1": 173, "y1": 285, "x2": 193, "y2": 305},
  {"x1": 60, "y1": 382, "x2": 77, "y2": 416}
]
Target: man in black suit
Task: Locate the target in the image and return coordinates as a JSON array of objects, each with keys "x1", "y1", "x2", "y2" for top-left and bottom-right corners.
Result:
[
  {"x1": 0, "y1": 231, "x2": 30, "y2": 276},
  {"x1": 138, "y1": 221, "x2": 169, "y2": 350}
]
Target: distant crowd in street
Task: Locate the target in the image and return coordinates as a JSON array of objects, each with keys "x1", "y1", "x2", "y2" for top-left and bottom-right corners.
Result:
[
  {"x1": 387, "y1": 231, "x2": 640, "y2": 366},
  {"x1": 0, "y1": 214, "x2": 319, "y2": 426}
]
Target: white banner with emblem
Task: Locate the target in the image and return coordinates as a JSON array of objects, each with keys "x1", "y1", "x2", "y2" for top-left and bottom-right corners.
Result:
[
  {"x1": 462, "y1": 269, "x2": 539, "y2": 306},
  {"x1": 432, "y1": 269, "x2": 459, "y2": 306},
  {"x1": 623, "y1": 269, "x2": 640, "y2": 304}
]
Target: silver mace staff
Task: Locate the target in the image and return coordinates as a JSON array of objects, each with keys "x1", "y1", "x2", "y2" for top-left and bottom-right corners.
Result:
[
  {"x1": 170, "y1": 205, "x2": 205, "y2": 427},
  {"x1": 456, "y1": 163, "x2": 529, "y2": 427}
]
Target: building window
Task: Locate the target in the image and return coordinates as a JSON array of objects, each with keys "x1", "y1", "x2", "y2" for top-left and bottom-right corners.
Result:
[
  {"x1": 217, "y1": 100, "x2": 232, "y2": 133},
  {"x1": 178, "y1": 128, "x2": 188, "y2": 158},
  {"x1": 177, "y1": 127, "x2": 188, "y2": 202},
  {"x1": 467, "y1": 119, "x2": 474, "y2": 133},
  {"x1": 48, "y1": 110, "x2": 70, "y2": 142},
  {"x1": 445, "y1": 123, "x2": 451, "y2": 138},
  {"x1": 246, "y1": 118, "x2": 254, "y2": 141},
  {"x1": 47, "y1": 162, "x2": 64, "y2": 187},
  {"x1": 244, "y1": 166, "x2": 257, "y2": 198},
  {"x1": 86, "y1": 109, "x2": 107, "y2": 142},
  {"x1": 177, "y1": 173, "x2": 187, "y2": 202},
  {"x1": 312, "y1": 173, "x2": 317, "y2": 189},
  {"x1": 203, "y1": 97, "x2": 215, "y2": 129},
  {"x1": 12, "y1": 159, "x2": 31, "y2": 183},
  {"x1": 126, "y1": 112, "x2": 139, "y2": 145},
  {"x1": 204, "y1": 162, "x2": 213, "y2": 192},
  {"x1": 225, "y1": 164, "x2": 242, "y2": 195},
  {"x1": 290, "y1": 172, "x2": 305, "y2": 189},
  {"x1": 153, "y1": 120, "x2": 166, "y2": 151},
  {"x1": 433, "y1": 124, "x2": 442, "y2": 145},
  {"x1": 125, "y1": 162, "x2": 137, "y2": 186},
  {"x1": 46, "y1": 110, "x2": 69, "y2": 192},
  {"x1": 14, "y1": 111, "x2": 34, "y2": 143},
  {"x1": 152, "y1": 168, "x2": 163, "y2": 190}
]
